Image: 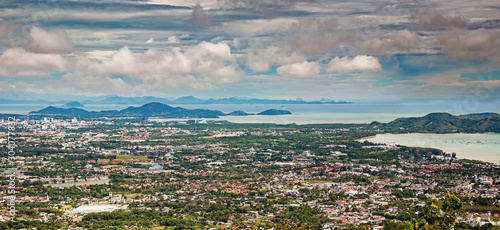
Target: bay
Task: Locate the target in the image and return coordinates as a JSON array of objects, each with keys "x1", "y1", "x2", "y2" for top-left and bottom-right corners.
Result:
[{"x1": 359, "y1": 133, "x2": 500, "y2": 164}]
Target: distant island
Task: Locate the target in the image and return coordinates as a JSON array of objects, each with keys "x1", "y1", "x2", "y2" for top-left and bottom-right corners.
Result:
[
  {"x1": 17, "y1": 106, "x2": 500, "y2": 133},
  {"x1": 65, "y1": 101, "x2": 84, "y2": 107},
  {"x1": 29, "y1": 102, "x2": 292, "y2": 118},
  {"x1": 257, "y1": 109, "x2": 292, "y2": 115},
  {"x1": 0, "y1": 96, "x2": 351, "y2": 105},
  {"x1": 226, "y1": 110, "x2": 252, "y2": 116}
]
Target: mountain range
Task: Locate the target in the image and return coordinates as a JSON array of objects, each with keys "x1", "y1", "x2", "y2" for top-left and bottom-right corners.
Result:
[
  {"x1": 0, "y1": 96, "x2": 350, "y2": 105},
  {"x1": 28, "y1": 102, "x2": 292, "y2": 118}
]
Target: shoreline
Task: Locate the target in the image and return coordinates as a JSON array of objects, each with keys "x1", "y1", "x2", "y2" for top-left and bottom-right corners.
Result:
[{"x1": 361, "y1": 133, "x2": 500, "y2": 165}]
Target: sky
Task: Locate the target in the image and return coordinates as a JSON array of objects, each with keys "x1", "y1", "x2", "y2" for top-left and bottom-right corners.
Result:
[{"x1": 0, "y1": 0, "x2": 500, "y2": 102}]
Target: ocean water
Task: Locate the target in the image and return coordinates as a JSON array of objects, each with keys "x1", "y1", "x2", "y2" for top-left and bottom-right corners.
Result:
[
  {"x1": 1, "y1": 100, "x2": 499, "y2": 124},
  {"x1": 360, "y1": 133, "x2": 500, "y2": 164}
]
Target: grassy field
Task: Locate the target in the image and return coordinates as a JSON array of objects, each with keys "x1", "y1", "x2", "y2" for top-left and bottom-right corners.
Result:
[{"x1": 116, "y1": 155, "x2": 152, "y2": 161}]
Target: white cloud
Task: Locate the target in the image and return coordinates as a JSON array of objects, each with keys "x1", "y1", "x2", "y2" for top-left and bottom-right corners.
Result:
[
  {"x1": 146, "y1": 38, "x2": 155, "y2": 43},
  {"x1": 187, "y1": 41, "x2": 235, "y2": 62},
  {"x1": 84, "y1": 50, "x2": 118, "y2": 61},
  {"x1": 166, "y1": 36, "x2": 180, "y2": 43},
  {"x1": 276, "y1": 61, "x2": 320, "y2": 77},
  {"x1": 81, "y1": 41, "x2": 236, "y2": 76},
  {"x1": 90, "y1": 46, "x2": 138, "y2": 76},
  {"x1": 27, "y1": 27, "x2": 75, "y2": 53},
  {"x1": 0, "y1": 48, "x2": 67, "y2": 77},
  {"x1": 222, "y1": 18, "x2": 298, "y2": 36},
  {"x1": 388, "y1": 30, "x2": 420, "y2": 51},
  {"x1": 0, "y1": 38, "x2": 241, "y2": 91},
  {"x1": 326, "y1": 55, "x2": 381, "y2": 73},
  {"x1": 24, "y1": 88, "x2": 46, "y2": 94},
  {"x1": 75, "y1": 41, "x2": 240, "y2": 90},
  {"x1": 0, "y1": 24, "x2": 74, "y2": 54},
  {"x1": 361, "y1": 30, "x2": 419, "y2": 55},
  {"x1": 246, "y1": 45, "x2": 304, "y2": 72}
]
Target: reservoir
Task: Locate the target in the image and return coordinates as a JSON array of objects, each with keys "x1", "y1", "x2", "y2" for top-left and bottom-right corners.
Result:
[{"x1": 359, "y1": 133, "x2": 500, "y2": 164}]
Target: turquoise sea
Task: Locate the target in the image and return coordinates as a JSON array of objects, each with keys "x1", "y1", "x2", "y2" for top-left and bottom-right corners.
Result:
[
  {"x1": 3, "y1": 100, "x2": 498, "y2": 124},
  {"x1": 360, "y1": 133, "x2": 500, "y2": 164}
]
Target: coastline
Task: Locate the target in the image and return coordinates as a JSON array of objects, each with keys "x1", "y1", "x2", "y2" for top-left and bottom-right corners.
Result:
[{"x1": 361, "y1": 133, "x2": 500, "y2": 164}]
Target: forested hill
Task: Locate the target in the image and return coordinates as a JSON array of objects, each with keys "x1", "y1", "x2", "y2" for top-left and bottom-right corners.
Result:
[
  {"x1": 377, "y1": 112, "x2": 500, "y2": 133},
  {"x1": 29, "y1": 102, "x2": 225, "y2": 118},
  {"x1": 28, "y1": 102, "x2": 292, "y2": 118}
]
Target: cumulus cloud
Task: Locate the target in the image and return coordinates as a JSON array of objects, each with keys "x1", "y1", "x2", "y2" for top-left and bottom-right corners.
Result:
[
  {"x1": 276, "y1": 61, "x2": 320, "y2": 77},
  {"x1": 326, "y1": 55, "x2": 381, "y2": 73},
  {"x1": 411, "y1": 4, "x2": 469, "y2": 29},
  {"x1": 0, "y1": 38, "x2": 241, "y2": 91},
  {"x1": 90, "y1": 46, "x2": 139, "y2": 76},
  {"x1": 246, "y1": 45, "x2": 304, "y2": 72},
  {"x1": 288, "y1": 18, "x2": 355, "y2": 56},
  {"x1": 189, "y1": 4, "x2": 211, "y2": 28},
  {"x1": 0, "y1": 48, "x2": 67, "y2": 77},
  {"x1": 438, "y1": 28, "x2": 500, "y2": 63},
  {"x1": 146, "y1": 38, "x2": 154, "y2": 44},
  {"x1": 167, "y1": 36, "x2": 180, "y2": 43},
  {"x1": 0, "y1": 25, "x2": 74, "y2": 54},
  {"x1": 361, "y1": 30, "x2": 419, "y2": 54},
  {"x1": 76, "y1": 41, "x2": 240, "y2": 90},
  {"x1": 27, "y1": 27, "x2": 75, "y2": 53}
]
